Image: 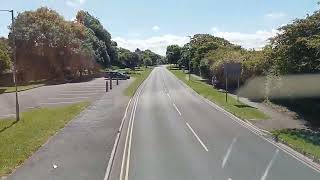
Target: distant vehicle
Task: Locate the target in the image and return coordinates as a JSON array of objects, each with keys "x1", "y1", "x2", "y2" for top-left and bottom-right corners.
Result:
[{"x1": 105, "y1": 71, "x2": 130, "y2": 80}]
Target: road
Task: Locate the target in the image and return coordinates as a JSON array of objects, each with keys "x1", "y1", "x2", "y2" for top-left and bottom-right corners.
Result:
[
  {"x1": 0, "y1": 78, "x2": 121, "y2": 119},
  {"x1": 108, "y1": 66, "x2": 320, "y2": 180},
  {"x1": 7, "y1": 77, "x2": 133, "y2": 180}
]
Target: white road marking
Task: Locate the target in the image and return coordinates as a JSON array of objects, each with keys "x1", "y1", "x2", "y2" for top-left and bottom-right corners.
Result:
[
  {"x1": 119, "y1": 72, "x2": 152, "y2": 180},
  {"x1": 173, "y1": 103, "x2": 182, "y2": 116},
  {"x1": 228, "y1": 178, "x2": 232, "y2": 180},
  {"x1": 40, "y1": 101, "x2": 83, "y2": 105},
  {"x1": 103, "y1": 99, "x2": 132, "y2": 180},
  {"x1": 186, "y1": 122, "x2": 209, "y2": 152},
  {"x1": 119, "y1": 97, "x2": 136, "y2": 180},
  {"x1": 167, "y1": 69, "x2": 320, "y2": 173},
  {"x1": 166, "y1": 93, "x2": 171, "y2": 100},
  {"x1": 222, "y1": 137, "x2": 237, "y2": 168},
  {"x1": 261, "y1": 149, "x2": 279, "y2": 180},
  {"x1": 125, "y1": 90, "x2": 140, "y2": 180}
]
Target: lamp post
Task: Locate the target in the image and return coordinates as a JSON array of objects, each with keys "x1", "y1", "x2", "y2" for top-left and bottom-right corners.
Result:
[{"x1": 0, "y1": 9, "x2": 20, "y2": 121}]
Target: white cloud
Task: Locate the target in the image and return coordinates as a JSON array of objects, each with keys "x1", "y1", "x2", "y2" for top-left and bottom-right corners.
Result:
[
  {"x1": 113, "y1": 28, "x2": 279, "y2": 56},
  {"x1": 211, "y1": 27, "x2": 278, "y2": 49},
  {"x1": 152, "y1": 25, "x2": 160, "y2": 31},
  {"x1": 66, "y1": 0, "x2": 86, "y2": 7},
  {"x1": 114, "y1": 34, "x2": 189, "y2": 55},
  {"x1": 265, "y1": 12, "x2": 287, "y2": 19}
]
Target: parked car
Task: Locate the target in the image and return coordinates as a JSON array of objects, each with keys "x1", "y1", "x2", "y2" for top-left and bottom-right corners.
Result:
[{"x1": 105, "y1": 71, "x2": 130, "y2": 80}]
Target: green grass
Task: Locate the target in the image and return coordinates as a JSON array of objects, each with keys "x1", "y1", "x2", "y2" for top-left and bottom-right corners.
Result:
[
  {"x1": 0, "y1": 102, "x2": 89, "y2": 176},
  {"x1": 0, "y1": 84, "x2": 45, "y2": 94},
  {"x1": 273, "y1": 129, "x2": 320, "y2": 161},
  {"x1": 124, "y1": 67, "x2": 153, "y2": 97},
  {"x1": 169, "y1": 68, "x2": 268, "y2": 120}
]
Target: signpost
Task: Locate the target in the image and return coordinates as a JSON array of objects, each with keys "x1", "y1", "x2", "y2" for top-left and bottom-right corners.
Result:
[{"x1": 224, "y1": 63, "x2": 242, "y2": 103}]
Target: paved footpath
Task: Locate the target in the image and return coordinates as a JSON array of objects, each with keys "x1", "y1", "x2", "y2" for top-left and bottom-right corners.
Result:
[{"x1": 5, "y1": 78, "x2": 133, "y2": 180}]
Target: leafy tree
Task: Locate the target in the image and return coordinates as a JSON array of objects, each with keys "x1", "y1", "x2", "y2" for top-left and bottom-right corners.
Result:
[
  {"x1": 270, "y1": 10, "x2": 320, "y2": 74},
  {"x1": 10, "y1": 7, "x2": 96, "y2": 81},
  {"x1": 166, "y1": 45, "x2": 181, "y2": 65},
  {"x1": 76, "y1": 10, "x2": 114, "y2": 67},
  {"x1": 0, "y1": 38, "x2": 11, "y2": 74}
]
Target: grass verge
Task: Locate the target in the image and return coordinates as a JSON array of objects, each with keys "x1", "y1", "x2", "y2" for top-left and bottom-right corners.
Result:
[
  {"x1": 124, "y1": 67, "x2": 153, "y2": 97},
  {"x1": 168, "y1": 68, "x2": 268, "y2": 120},
  {"x1": 0, "y1": 102, "x2": 89, "y2": 176},
  {"x1": 273, "y1": 129, "x2": 320, "y2": 162},
  {"x1": 0, "y1": 84, "x2": 45, "y2": 94}
]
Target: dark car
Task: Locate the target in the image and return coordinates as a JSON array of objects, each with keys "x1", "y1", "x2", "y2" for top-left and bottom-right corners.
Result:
[{"x1": 105, "y1": 71, "x2": 130, "y2": 80}]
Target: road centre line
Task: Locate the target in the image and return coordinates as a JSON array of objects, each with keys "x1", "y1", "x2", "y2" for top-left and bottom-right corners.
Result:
[
  {"x1": 222, "y1": 137, "x2": 237, "y2": 168},
  {"x1": 186, "y1": 122, "x2": 209, "y2": 152},
  {"x1": 165, "y1": 68, "x2": 320, "y2": 173},
  {"x1": 173, "y1": 103, "x2": 182, "y2": 116},
  {"x1": 260, "y1": 149, "x2": 279, "y2": 180}
]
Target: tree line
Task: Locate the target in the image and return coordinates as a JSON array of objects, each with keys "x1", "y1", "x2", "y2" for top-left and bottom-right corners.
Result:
[
  {"x1": 166, "y1": 9, "x2": 320, "y2": 92},
  {"x1": 0, "y1": 7, "x2": 162, "y2": 82}
]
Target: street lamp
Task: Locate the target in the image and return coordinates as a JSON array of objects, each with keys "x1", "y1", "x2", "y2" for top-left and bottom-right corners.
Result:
[{"x1": 0, "y1": 9, "x2": 20, "y2": 121}]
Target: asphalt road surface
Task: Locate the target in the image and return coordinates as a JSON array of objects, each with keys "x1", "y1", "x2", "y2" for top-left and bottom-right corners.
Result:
[
  {"x1": 0, "y1": 78, "x2": 119, "y2": 119},
  {"x1": 109, "y1": 67, "x2": 320, "y2": 180},
  {"x1": 7, "y1": 77, "x2": 133, "y2": 180}
]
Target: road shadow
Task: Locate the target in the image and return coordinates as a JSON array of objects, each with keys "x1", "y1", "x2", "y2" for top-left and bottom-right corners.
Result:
[
  {"x1": 234, "y1": 104, "x2": 257, "y2": 109},
  {"x1": 272, "y1": 98, "x2": 320, "y2": 128},
  {"x1": 0, "y1": 120, "x2": 19, "y2": 134}
]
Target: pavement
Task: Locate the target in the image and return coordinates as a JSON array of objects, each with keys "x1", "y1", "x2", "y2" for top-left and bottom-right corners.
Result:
[
  {"x1": 5, "y1": 77, "x2": 133, "y2": 180},
  {"x1": 109, "y1": 66, "x2": 320, "y2": 180},
  {"x1": 0, "y1": 78, "x2": 122, "y2": 119}
]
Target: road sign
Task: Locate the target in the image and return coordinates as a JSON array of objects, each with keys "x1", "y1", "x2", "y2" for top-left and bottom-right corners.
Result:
[
  {"x1": 224, "y1": 63, "x2": 242, "y2": 77},
  {"x1": 224, "y1": 63, "x2": 242, "y2": 102}
]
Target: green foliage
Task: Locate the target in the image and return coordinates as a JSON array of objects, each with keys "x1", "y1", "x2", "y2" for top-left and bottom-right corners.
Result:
[
  {"x1": 10, "y1": 7, "x2": 97, "y2": 81},
  {"x1": 0, "y1": 38, "x2": 11, "y2": 74},
  {"x1": 169, "y1": 68, "x2": 268, "y2": 120},
  {"x1": 270, "y1": 10, "x2": 320, "y2": 74},
  {"x1": 118, "y1": 48, "x2": 139, "y2": 69},
  {"x1": 76, "y1": 10, "x2": 113, "y2": 67},
  {"x1": 166, "y1": 45, "x2": 181, "y2": 65}
]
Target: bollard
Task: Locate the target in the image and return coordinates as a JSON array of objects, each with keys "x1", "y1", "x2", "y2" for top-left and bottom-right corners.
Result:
[
  {"x1": 106, "y1": 80, "x2": 108, "y2": 92},
  {"x1": 116, "y1": 77, "x2": 119, "y2": 85},
  {"x1": 109, "y1": 76, "x2": 112, "y2": 90}
]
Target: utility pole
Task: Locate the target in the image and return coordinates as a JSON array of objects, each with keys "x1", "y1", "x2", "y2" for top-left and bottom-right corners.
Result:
[{"x1": 1, "y1": 9, "x2": 20, "y2": 121}]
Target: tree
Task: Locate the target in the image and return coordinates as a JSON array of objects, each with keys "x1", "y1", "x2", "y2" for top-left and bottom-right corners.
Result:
[
  {"x1": 76, "y1": 10, "x2": 114, "y2": 67},
  {"x1": 0, "y1": 38, "x2": 11, "y2": 74},
  {"x1": 270, "y1": 10, "x2": 320, "y2": 74},
  {"x1": 166, "y1": 45, "x2": 181, "y2": 65},
  {"x1": 10, "y1": 7, "x2": 96, "y2": 81},
  {"x1": 118, "y1": 48, "x2": 139, "y2": 69}
]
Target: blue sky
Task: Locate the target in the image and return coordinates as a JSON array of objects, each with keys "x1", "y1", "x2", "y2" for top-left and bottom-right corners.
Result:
[{"x1": 0, "y1": 0, "x2": 318, "y2": 55}]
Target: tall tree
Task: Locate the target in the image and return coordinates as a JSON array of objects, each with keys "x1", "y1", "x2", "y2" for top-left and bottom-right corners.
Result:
[{"x1": 166, "y1": 45, "x2": 181, "y2": 65}]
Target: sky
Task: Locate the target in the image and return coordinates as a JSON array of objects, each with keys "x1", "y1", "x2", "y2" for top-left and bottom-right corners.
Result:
[{"x1": 0, "y1": 0, "x2": 318, "y2": 55}]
